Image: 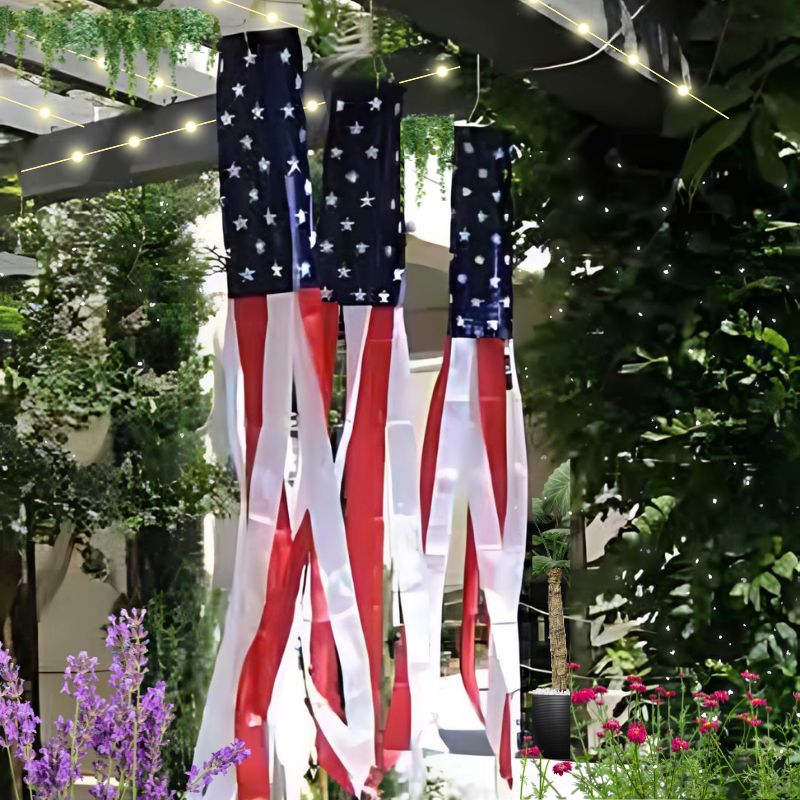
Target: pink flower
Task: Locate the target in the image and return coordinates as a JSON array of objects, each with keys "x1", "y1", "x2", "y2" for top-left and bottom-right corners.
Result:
[
  {"x1": 552, "y1": 761, "x2": 573, "y2": 776},
  {"x1": 692, "y1": 691, "x2": 707, "y2": 699},
  {"x1": 663, "y1": 689, "x2": 677, "y2": 699},
  {"x1": 671, "y1": 737, "x2": 691, "y2": 753},
  {"x1": 648, "y1": 694, "x2": 663, "y2": 705},
  {"x1": 626, "y1": 722, "x2": 647, "y2": 744},
  {"x1": 751, "y1": 698, "x2": 767, "y2": 707},
  {"x1": 602, "y1": 720, "x2": 621, "y2": 733},
  {"x1": 741, "y1": 670, "x2": 760, "y2": 682},
  {"x1": 696, "y1": 717, "x2": 720, "y2": 735},
  {"x1": 571, "y1": 688, "x2": 596, "y2": 705},
  {"x1": 597, "y1": 731, "x2": 605, "y2": 739},
  {"x1": 596, "y1": 699, "x2": 605, "y2": 706},
  {"x1": 593, "y1": 685, "x2": 608, "y2": 695},
  {"x1": 567, "y1": 662, "x2": 581, "y2": 671},
  {"x1": 793, "y1": 692, "x2": 800, "y2": 703},
  {"x1": 521, "y1": 746, "x2": 541, "y2": 758},
  {"x1": 701, "y1": 698, "x2": 719, "y2": 709},
  {"x1": 628, "y1": 682, "x2": 647, "y2": 693},
  {"x1": 711, "y1": 690, "x2": 730, "y2": 704},
  {"x1": 625, "y1": 674, "x2": 643, "y2": 684}
]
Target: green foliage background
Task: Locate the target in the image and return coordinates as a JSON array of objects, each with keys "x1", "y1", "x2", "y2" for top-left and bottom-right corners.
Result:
[{"x1": 493, "y1": 1, "x2": 800, "y2": 702}]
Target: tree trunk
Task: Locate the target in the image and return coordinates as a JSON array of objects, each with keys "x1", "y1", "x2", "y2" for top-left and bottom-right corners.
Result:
[{"x1": 547, "y1": 567, "x2": 568, "y2": 692}]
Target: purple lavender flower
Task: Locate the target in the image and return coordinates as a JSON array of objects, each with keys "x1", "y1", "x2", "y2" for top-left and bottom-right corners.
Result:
[
  {"x1": 3, "y1": 611, "x2": 248, "y2": 800},
  {"x1": 186, "y1": 740, "x2": 250, "y2": 794}
]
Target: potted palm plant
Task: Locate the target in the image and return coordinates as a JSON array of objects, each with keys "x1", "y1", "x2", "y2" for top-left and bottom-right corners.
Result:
[{"x1": 529, "y1": 460, "x2": 572, "y2": 760}]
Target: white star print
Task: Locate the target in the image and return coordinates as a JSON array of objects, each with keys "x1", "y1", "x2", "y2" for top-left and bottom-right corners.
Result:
[
  {"x1": 462, "y1": 187, "x2": 472, "y2": 197},
  {"x1": 226, "y1": 162, "x2": 242, "y2": 179},
  {"x1": 321, "y1": 286, "x2": 334, "y2": 300},
  {"x1": 457, "y1": 274, "x2": 467, "y2": 284},
  {"x1": 464, "y1": 142, "x2": 475, "y2": 154},
  {"x1": 258, "y1": 158, "x2": 270, "y2": 173},
  {"x1": 299, "y1": 128, "x2": 307, "y2": 143},
  {"x1": 295, "y1": 209, "x2": 306, "y2": 225},
  {"x1": 491, "y1": 232, "x2": 502, "y2": 245},
  {"x1": 393, "y1": 269, "x2": 404, "y2": 281},
  {"x1": 232, "y1": 83, "x2": 245, "y2": 98},
  {"x1": 487, "y1": 320, "x2": 499, "y2": 331},
  {"x1": 282, "y1": 103, "x2": 295, "y2": 119},
  {"x1": 385, "y1": 246, "x2": 394, "y2": 257},
  {"x1": 220, "y1": 111, "x2": 235, "y2": 127},
  {"x1": 355, "y1": 242, "x2": 369, "y2": 254},
  {"x1": 478, "y1": 168, "x2": 488, "y2": 179},
  {"x1": 249, "y1": 189, "x2": 259, "y2": 203},
  {"x1": 287, "y1": 157, "x2": 300, "y2": 175},
  {"x1": 336, "y1": 100, "x2": 345, "y2": 112},
  {"x1": 353, "y1": 288, "x2": 366, "y2": 301},
  {"x1": 378, "y1": 291, "x2": 390, "y2": 303},
  {"x1": 369, "y1": 96, "x2": 383, "y2": 111},
  {"x1": 474, "y1": 255, "x2": 485, "y2": 265},
  {"x1": 255, "y1": 240, "x2": 266, "y2": 254},
  {"x1": 330, "y1": 147, "x2": 343, "y2": 159},
  {"x1": 319, "y1": 240, "x2": 334, "y2": 254},
  {"x1": 350, "y1": 121, "x2": 364, "y2": 135},
  {"x1": 471, "y1": 298, "x2": 484, "y2": 307},
  {"x1": 341, "y1": 218, "x2": 355, "y2": 231},
  {"x1": 244, "y1": 52, "x2": 257, "y2": 67},
  {"x1": 233, "y1": 215, "x2": 247, "y2": 231},
  {"x1": 365, "y1": 146, "x2": 379, "y2": 159},
  {"x1": 271, "y1": 261, "x2": 283, "y2": 277},
  {"x1": 459, "y1": 228, "x2": 471, "y2": 242},
  {"x1": 492, "y1": 191, "x2": 502, "y2": 203},
  {"x1": 338, "y1": 266, "x2": 351, "y2": 278},
  {"x1": 360, "y1": 193, "x2": 375, "y2": 207},
  {"x1": 345, "y1": 170, "x2": 359, "y2": 183},
  {"x1": 502, "y1": 296, "x2": 511, "y2": 308},
  {"x1": 325, "y1": 192, "x2": 338, "y2": 207},
  {"x1": 456, "y1": 315, "x2": 465, "y2": 327},
  {"x1": 489, "y1": 275, "x2": 501, "y2": 288},
  {"x1": 240, "y1": 135, "x2": 253, "y2": 151},
  {"x1": 304, "y1": 179, "x2": 313, "y2": 196},
  {"x1": 299, "y1": 261, "x2": 311, "y2": 277},
  {"x1": 252, "y1": 103, "x2": 264, "y2": 120},
  {"x1": 494, "y1": 147, "x2": 505, "y2": 160},
  {"x1": 264, "y1": 209, "x2": 277, "y2": 226},
  {"x1": 477, "y1": 211, "x2": 488, "y2": 223},
  {"x1": 239, "y1": 267, "x2": 255, "y2": 281},
  {"x1": 280, "y1": 48, "x2": 291, "y2": 64},
  {"x1": 295, "y1": 75, "x2": 302, "y2": 91}
]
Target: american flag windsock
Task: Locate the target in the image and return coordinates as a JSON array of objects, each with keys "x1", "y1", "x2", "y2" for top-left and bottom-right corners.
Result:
[
  {"x1": 419, "y1": 126, "x2": 528, "y2": 790},
  {"x1": 314, "y1": 78, "x2": 431, "y2": 794},
  {"x1": 194, "y1": 28, "x2": 375, "y2": 800}
]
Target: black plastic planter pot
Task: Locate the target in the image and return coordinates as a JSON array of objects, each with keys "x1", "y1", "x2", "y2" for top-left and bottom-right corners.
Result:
[{"x1": 531, "y1": 692, "x2": 571, "y2": 761}]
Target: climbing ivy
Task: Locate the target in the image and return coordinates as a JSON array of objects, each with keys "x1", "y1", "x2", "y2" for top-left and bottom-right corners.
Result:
[{"x1": 0, "y1": 8, "x2": 218, "y2": 98}]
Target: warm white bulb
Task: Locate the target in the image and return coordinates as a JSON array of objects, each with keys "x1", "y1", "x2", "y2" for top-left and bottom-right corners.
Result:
[
  {"x1": 185, "y1": 120, "x2": 198, "y2": 133},
  {"x1": 306, "y1": 99, "x2": 319, "y2": 112},
  {"x1": 154, "y1": 76, "x2": 165, "y2": 88},
  {"x1": 435, "y1": 64, "x2": 450, "y2": 78},
  {"x1": 677, "y1": 84, "x2": 690, "y2": 97},
  {"x1": 128, "y1": 136, "x2": 141, "y2": 148},
  {"x1": 578, "y1": 22, "x2": 590, "y2": 34},
  {"x1": 266, "y1": 11, "x2": 279, "y2": 23},
  {"x1": 96, "y1": 56, "x2": 106, "y2": 70},
  {"x1": 627, "y1": 52, "x2": 639, "y2": 66},
  {"x1": 71, "y1": 150, "x2": 84, "y2": 163},
  {"x1": 211, "y1": 0, "x2": 223, "y2": 4},
  {"x1": 39, "y1": 107, "x2": 51, "y2": 119}
]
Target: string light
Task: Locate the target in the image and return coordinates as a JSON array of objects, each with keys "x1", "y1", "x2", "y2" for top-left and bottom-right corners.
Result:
[
  {"x1": 210, "y1": 0, "x2": 313, "y2": 33},
  {"x1": 20, "y1": 62, "x2": 456, "y2": 173},
  {"x1": 522, "y1": 0, "x2": 728, "y2": 119},
  {"x1": 0, "y1": 93, "x2": 85, "y2": 128}
]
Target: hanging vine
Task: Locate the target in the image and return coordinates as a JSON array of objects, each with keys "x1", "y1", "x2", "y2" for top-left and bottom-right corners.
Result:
[
  {"x1": 401, "y1": 114, "x2": 454, "y2": 203},
  {"x1": 0, "y1": 8, "x2": 219, "y2": 100}
]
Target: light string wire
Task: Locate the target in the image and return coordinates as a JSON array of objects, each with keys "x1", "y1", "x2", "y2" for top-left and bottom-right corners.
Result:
[
  {"x1": 211, "y1": 0, "x2": 313, "y2": 34},
  {"x1": 524, "y1": 0, "x2": 728, "y2": 119},
  {"x1": 20, "y1": 66, "x2": 460, "y2": 174}
]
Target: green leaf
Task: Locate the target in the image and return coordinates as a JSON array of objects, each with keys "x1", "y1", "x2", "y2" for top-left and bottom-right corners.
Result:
[
  {"x1": 680, "y1": 113, "x2": 751, "y2": 192},
  {"x1": 764, "y1": 92, "x2": 800, "y2": 140},
  {"x1": 530, "y1": 554, "x2": 569, "y2": 576},
  {"x1": 777, "y1": 622, "x2": 798, "y2": 651},
  {"x1": 541, "y1": 460, "x2": 570, "y2": 520},
  {"x1": 662, "y1": 83, "x2": 753, "y2": 138},
  {"x1": 751, "y1": 109, "x2": 788, "y2": 188},
  {"x1": 761, "y1": 327, "x2": 790, "y2": 354},
  {"x1": 773, "y1": 552, "x2": 799, "y2": 578},
  {"x1": 530, "y1": 497, "x2": 550, "y2": 525},
  {"x1": 754, "y1": 571, "x2": 782, "y2": 597}
]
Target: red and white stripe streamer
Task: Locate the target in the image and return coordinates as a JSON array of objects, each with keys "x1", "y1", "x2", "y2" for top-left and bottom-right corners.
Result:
[{"x1": 420, "y1": 336, "x2": 528, "y2": 791}]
